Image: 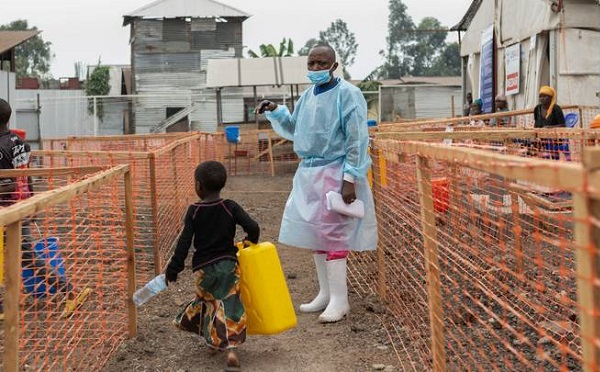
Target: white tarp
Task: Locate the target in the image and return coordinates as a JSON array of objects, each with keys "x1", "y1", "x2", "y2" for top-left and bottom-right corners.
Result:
[
  {"x1": 559, "y1": 28, "x2": 600, "y2": 75},
  {"x1": 466, "y1": 53, "x2": 480, "y2": 100},
  {"x1": 461, "y1": 0, "x2": 599, "y2": 56},
  {"x1": 557, "y1": 29, "x2": 600, "y2": 106},
  {"x1": 460, "y1": 0, "x2": 495, "y2": 56},
  {"x1": 562, "y1": 0, "x2": 600, "y2": 30},
  {"x1": 459, "y1": 0, "x2": 600, "y2": 109},
  {"x1": 499, "y1": 0, "x2": 558, "y2": 47},
  {"x1": 523, "y1": 33, "x2": 549, "y2": 108},
  {"x1": 557, "y1": 75, "x2": 600, "y2": 106},
  {"x1": 206, "y1": 56, "x2": 344, "y2": 88}
]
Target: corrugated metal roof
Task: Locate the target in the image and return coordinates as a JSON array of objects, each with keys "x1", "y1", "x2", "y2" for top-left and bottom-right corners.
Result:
[
  {"x1": 450, "y1": 0, "x2": 482, "y2": 31},
  {"x1": 0, "y1": 30, "x2": 40, "y2": 54},
  {"x1": 123, "y1": 0, "x2": 250, "y2": 25}
]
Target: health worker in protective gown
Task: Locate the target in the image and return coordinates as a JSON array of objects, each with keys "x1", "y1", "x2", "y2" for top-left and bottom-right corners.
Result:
[{"x1": 255, "y1": 44, "x2": 378, "y2": 323}]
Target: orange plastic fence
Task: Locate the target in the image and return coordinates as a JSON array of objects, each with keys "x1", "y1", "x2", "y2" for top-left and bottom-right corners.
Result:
[
  {"x1": 0, "y1": 165, "x2": 134, "y2": 371},
  {"x1": 377, "y1": 105, "x2": 599, "y2": 132},
  {"x1": 34, "y1": 130, "x2": 297, "y2": 280},
  {"x1": 376, "y1": 128, "x2": 600, "y2": 164},
  {"x1": 198, "y1": 130, "x2": 298, "y2": 177},
  {"x1": 32, "y1": 135, "x2": 199, "y2": 282},
  {"x1": 10, "y1": 123, "x2": 600, "y2": 371},
  {"x1": 348, "y1": 139, "x2": 600, "y2": 371},
  {"x1": 41, "y1": 132, "x2": 189, "y2": 152}
]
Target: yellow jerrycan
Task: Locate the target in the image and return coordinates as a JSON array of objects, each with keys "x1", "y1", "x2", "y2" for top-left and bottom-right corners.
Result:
[{"x1": 237, "y1": 241, "x2": 297, "y2": 335}]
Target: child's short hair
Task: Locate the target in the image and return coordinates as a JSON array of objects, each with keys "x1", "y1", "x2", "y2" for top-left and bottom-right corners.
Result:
[{"x1": 195, "y1": 161, "x2": 227, "y2": 192}]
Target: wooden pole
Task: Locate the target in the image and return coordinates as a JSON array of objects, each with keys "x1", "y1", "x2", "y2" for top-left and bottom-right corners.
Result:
[
  {"x1": 171, "y1": 148, "x2": 181, "y2": 212},
  {"x1": 4, "y1": 221, "x2": 22, "y2": 372},
  {"x1": 124, "y1": 169, "x2": 137, "y2": 337},
  {"x1": 448, "y1": 164, "x2": 459, "y2": 226},
  {"x1": 148, "y1": 154, "x2": 161, "y2": 275},
  {"x1": 377, "y1": 149, "x2": 388, "y2": 187},
  {"x1": 215, "y1": 133, "x2": 223, "y2": 163},
  {"x1": 267, "y1": 134, "x2": 275, "y2": 177},
  {"x1": 253, "y1": 138, "x2": 286, "y2": 161},
  {"x1": 574, "y1": 148, "x2": 600, "y2": 371},
  {"x1": 510, "y1": 190, "x2": 524, "y2": 276},
  {"x1": 416, "y1": 155, "x2": 446, "y2": 372},
  {"x1": 371, "y1": 147, "x2": 387, "y2": 301},
  {"x1": 254, "y1": 86, "x2": 259, "y2": 127},
  {"x1": 198, "y1": 134, "x2": 203, "y2": 164}
]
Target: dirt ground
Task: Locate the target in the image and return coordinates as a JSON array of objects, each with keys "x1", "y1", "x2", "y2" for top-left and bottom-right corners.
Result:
[{"x1": 102, "y1": 174, "x2": 399, "y2": 372}]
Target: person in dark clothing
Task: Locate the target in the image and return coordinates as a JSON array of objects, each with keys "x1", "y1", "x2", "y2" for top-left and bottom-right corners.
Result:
[
  {"x1": 534, "y1": 86, "x2": 565, "y2": 128},
  {"x1": 463, "y1": 92, "x2": 473, "y2": 116},
  {"x1": 165, "y1": 160, "x2": 259, "y2": 372},
  {"x1": 0, "y1": 98, "x2": 90, "y2": 320},
  {"x1": 533, "y1": 86, "x2": 567, "y2": 160}
]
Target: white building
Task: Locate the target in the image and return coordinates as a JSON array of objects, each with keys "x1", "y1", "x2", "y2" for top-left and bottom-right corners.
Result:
[{"x1": 452, "y1": 0, "x2": 600, "y2": 112}]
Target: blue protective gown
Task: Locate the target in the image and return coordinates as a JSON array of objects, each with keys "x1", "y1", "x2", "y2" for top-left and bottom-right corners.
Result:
[{"x1": 265, "y1": 79, "x2": 378, "y2": 252}]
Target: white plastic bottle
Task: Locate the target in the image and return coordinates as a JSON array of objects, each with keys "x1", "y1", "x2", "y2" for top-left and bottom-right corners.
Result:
[{"x1": 133, "y1": 274, "x2": 167, "y2": 307}]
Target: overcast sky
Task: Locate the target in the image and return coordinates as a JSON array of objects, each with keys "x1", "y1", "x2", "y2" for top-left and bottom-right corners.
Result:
[{"x1": 1, "y1": 0, "x2": 472, "y2": 80}]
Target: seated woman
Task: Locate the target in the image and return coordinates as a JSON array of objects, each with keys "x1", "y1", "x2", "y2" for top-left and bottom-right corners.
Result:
[
  {"x1": 534, "y1": 86, "x2": 565, "y2": 128},
  {"x1": 490, "y1": 93, "x2": 512, "y2": 127},
  {"x1": 533, "y1": 86, "x2": 567, "y2": 160}
]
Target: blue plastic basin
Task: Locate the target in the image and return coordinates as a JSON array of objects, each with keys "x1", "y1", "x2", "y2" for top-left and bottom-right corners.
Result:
[{"x1": 22, "y1": 237, "x2": 67, "y2": 297}]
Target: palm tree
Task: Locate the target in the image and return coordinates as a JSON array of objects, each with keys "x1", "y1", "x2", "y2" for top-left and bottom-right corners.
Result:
[{"x1": 248, "y1": 38, "x2": 294, "y2": 57}]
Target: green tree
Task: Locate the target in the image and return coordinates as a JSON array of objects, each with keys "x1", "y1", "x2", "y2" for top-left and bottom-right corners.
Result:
[
  {"x1": 378, "y1": 0, "x2": 415, "y2": 79},
  {"x1": 406, "y1": 17, "x2": 448, "y2": 76},
  {"x1": 318, "y1": 19, "x2": 358, "y2": 79},
  {"x1": 429, "y1": 42, "x2": 461, "y2": 76},
  {"x1": 86, "y1": 64, "x2": 111, "y2": 121},
  {"x1": 0, "y1": 19, "x2": 53, "y2": 78},
  {"x1": 298, "y1": 38, "x2": 319, "y2": 56},
  {"x1": 248, "y1": 38, "x2": 294, "y2": 57}
]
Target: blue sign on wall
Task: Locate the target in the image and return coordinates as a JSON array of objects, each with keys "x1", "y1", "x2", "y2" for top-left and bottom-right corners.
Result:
[{"x1": 479, "y1": 25, "x2": 494, "y2": 114}]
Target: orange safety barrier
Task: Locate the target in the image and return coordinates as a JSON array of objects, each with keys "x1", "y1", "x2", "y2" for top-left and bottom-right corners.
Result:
[
  {"x1": 377, "y1": 105, "x2": 598, "y2": 132},
  {"x1": 41, "y1": 132, "x2": 189, "y2": 152},
  {"x1": 31, "y1": 135, "x2": 200, "y2": 282},
  {"x1": 349, "y1": 139, "x2": 600, "y2": 371},
  {"x1": 375, "y1": 127, "x2": 600, "y2": 164},
  {"x1": 432, "y1": 177, "x2": 449, "y2": 214},
  {"x1": 0, "y1": 165, "x2": 135, "y2": 371},
  {"x1": 198, "y1": 129, "x2": 298, "y2": 177},
  {"x1": 34, "y1": 131, "x2": 298, "y2": 282},
  {"x1": 10, "y1": 111, "x2": 599, "y2": 370}
]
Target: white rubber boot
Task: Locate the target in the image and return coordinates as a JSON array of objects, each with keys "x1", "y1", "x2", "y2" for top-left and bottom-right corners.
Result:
[
  {"x1": 318, "y1": 258, "x2": 350, "y2": 323},
  {"x1": 299, "y1": 254, "x2": 329, "y2": 313}
]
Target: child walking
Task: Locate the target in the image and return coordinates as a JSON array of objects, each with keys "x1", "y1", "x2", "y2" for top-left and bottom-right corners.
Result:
[{"x1": 165, "y1": 161, "x2": 259, "y2": 371}]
